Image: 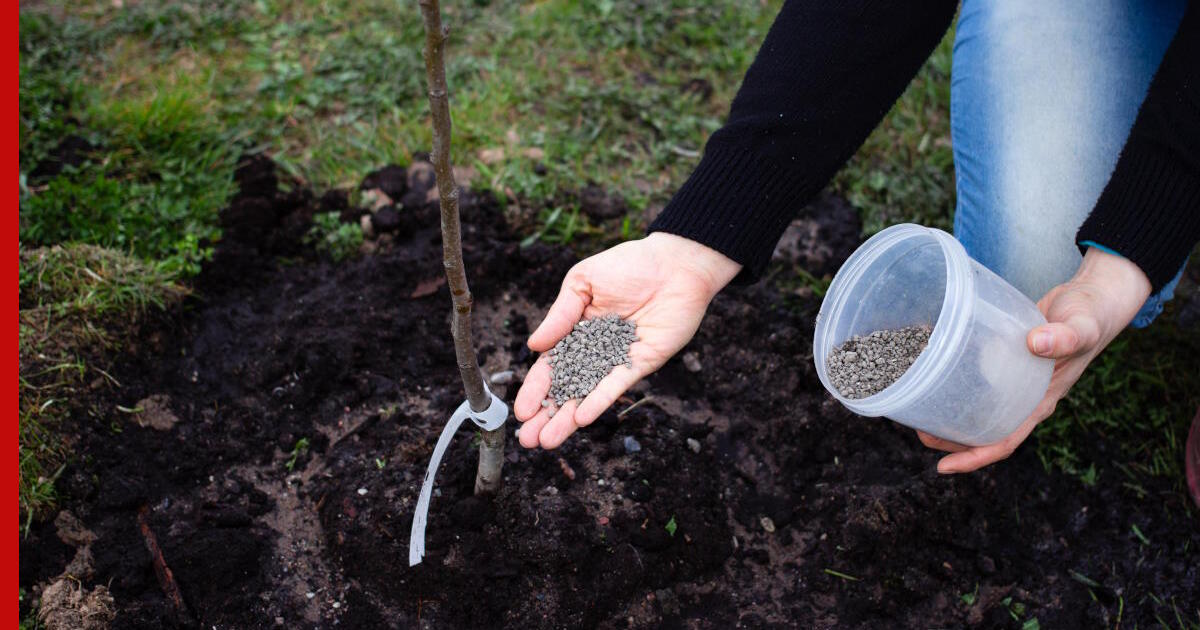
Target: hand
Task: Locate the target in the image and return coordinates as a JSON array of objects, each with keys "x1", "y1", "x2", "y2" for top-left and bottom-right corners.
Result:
[
  {"x1": 917, "y1": 247, "x2": 1152, "y2": 473},
  {"x1": 513, "y1": 233, "x2": 741, "y2": 449}
]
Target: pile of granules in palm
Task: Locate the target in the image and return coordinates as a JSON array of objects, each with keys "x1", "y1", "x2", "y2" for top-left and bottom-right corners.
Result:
[
  {"x1": 826, "y1": 325, "x2": 932, "y2": 399},
  {"x1": 545, "y1": 313, "x2": 638, "y2": 408}
]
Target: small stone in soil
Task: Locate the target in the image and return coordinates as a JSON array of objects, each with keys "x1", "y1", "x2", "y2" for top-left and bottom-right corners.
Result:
[
  {"x1": 547, "y1": 313, "x2": 638, "y2": 406},
  {"x1": 826, "y1": 325, "x2": 932, "y2": 399},
  {"x1": 686, "y1": 438, "x2": 701, "y2": 454},
  {"x1": 623, "y1": 435, "x2": 642, "y2": 454}
]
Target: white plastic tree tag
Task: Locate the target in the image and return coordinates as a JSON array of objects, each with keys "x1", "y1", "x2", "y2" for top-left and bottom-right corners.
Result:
[{"x1": 409, "y1": 386, "x2": 507, "y2": 566}]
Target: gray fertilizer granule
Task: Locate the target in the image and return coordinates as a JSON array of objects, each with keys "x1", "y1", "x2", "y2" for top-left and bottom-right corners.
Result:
[
  {"x1": 826, "y1": 325, "x2": 932, "y2": 399},
  {"x1": 547, "y1": 313, "x2": 638, "y2": 406}
]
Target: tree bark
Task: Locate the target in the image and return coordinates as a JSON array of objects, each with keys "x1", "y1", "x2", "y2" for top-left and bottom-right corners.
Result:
[{"x1": 418, "y1": 0, "x2": 505, "y2": 495}]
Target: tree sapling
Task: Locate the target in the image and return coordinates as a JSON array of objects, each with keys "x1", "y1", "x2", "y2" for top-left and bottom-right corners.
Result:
[{"x1": 417, "y1": 0, "x2": 505, "y2": 494}]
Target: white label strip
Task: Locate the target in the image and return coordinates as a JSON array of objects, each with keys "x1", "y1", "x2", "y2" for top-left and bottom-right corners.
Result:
[{"x1": 409, "y1": 386, "x2": 507, "y2": 566}]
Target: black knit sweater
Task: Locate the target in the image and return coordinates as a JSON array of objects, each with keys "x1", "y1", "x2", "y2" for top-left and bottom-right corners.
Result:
[{"x1": 649, "y1": 0, "x2": 1199, "y2": 293}]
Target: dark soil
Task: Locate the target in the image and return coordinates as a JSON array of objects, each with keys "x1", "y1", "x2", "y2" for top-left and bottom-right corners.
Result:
[
  {"x1": 27, "y1": 134, "x2": 97, "y2": 182},
  {"x1": 19, "y1": 158, "x2": 1199, "y2": 629}
]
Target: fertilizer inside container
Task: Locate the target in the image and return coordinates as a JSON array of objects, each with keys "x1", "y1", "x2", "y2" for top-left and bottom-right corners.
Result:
[{"x1": 826, "y1": 325, "x2": 932, "y2": 399}]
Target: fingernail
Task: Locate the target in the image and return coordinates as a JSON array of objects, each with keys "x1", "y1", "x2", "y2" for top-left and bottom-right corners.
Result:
[{"x1": 1033, "y1": 332, "x2": 1053, "y2": 355}]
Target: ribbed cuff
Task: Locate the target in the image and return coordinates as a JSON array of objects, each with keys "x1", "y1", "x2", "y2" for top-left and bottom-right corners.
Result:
[
  {"x1": 1077, "y1": 146, "x2": 1200, "y2": 293},
  {"x1": 648, "y1": 144, "x2": 819, "y2": 284}
]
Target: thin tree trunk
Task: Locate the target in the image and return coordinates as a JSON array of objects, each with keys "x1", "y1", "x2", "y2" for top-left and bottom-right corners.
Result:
[{"x1": 418, "y1": 0, "x2": 505, "y2": 495}]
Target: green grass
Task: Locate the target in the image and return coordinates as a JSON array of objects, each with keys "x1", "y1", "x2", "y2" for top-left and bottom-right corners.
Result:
[
  {"x1": 18, "y1": 244, "x2": 185, "y2": 531},
  {"x1": 20, "y1": 9, "x2": 241, "y2": 276},
  {"x1": 19, "y1": 0, "x2": 937, "y2": 253},
  {"x1": 21, "y1": 0, "x2": 777, "y2": 232},
  {"x1": 284, "y1": 437, "x2": 311, "y2": 472},
  {"x1": 1033, "y1": 296, "x2": 1200, "y2": 504},
  {"x1": 19, "y1": 587, "x2": 42, "y2": 630},
  {"x1": 824, "y1": 568, "x2": 861, "y2": 582},
  {"x1": 1149, "y1": 594, "x2": 1200, "y2": 630},
  {"x1": 306, "y1": 212, "x2": 364, "y2": 262}
]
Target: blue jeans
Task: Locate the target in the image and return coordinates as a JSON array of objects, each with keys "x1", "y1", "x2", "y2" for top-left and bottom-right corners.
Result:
[{"x1": 951, "y1": 0, "x2": 1187, "y2": 328}]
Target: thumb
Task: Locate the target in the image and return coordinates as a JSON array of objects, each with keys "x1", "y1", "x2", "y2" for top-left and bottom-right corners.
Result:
[
  {"x1": 1027, "y1": 316, "x2": 1100, "y2": 359},
  {"x1": 528, "y1": 273, "x2": 590, "y2": 352}
]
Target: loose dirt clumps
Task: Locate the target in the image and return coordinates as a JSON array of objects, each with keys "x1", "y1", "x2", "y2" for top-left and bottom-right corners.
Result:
[
  {"x1": 826, "y1": 325, "x2": 931, "y2": 398},
  {"x1": 548, "y1": 313, "x2": 637, "y2": 406},
  {"x1": 37, "y1": 579, "x2": 116, "y2": 630},
  {"x1": 132, "y1": 394, "x2": 179, "y2": 431}
]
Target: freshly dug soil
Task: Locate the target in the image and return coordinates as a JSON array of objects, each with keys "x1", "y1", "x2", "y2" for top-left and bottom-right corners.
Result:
[
  {"x1": 827, "y1": 325, "x2": 932, "y2": 399},
  {"x1": 19, "y1": 157, "x2": 1199, "y2": 629}
]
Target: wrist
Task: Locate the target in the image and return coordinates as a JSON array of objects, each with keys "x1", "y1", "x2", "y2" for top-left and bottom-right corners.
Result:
[
  {"x1": 1075, "y1": 246, "x2": 1152, "y2": 319},
  {"x1": 645, "y1": 232, "x2": 742, "y2": 296}
]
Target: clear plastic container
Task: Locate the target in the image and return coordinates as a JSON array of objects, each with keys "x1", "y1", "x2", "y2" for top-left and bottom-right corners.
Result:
[{"x1": 813, "y1": 224, "x2": 1054, "y2": 446}]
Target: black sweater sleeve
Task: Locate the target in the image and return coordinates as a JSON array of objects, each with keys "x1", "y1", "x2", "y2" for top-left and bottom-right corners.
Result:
[
  {"x1": 1077, "y1": 1, "x2": 1200, "y2": 293},
  {"x1": 648, "y1": 0, "x2": 957, "y2": 283}
]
